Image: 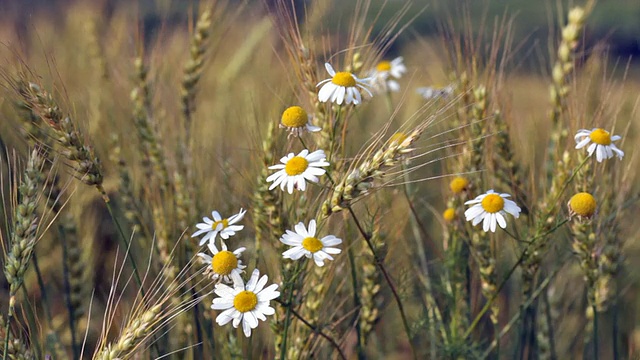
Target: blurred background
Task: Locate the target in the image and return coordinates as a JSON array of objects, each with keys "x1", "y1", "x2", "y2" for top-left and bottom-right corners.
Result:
[{"x1": 2, "y1": 0, "x2": 639, "y2": 63}]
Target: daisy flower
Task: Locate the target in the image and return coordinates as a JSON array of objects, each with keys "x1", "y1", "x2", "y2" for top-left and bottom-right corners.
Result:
[
  {"x1": 266, "y1": 149, "x2": 329, "y2": 194},
  {"x1": 574, "y1": 128, "x2": 624, "y2": 162},
  {"x1": 197, "y1": 241, "x2": 246, "y2": 283},
  {"x1": 279, "y1": 106, "x2": 321, "y2": 136},
  {"x1": 416, "y1": 84, "x2": 455, "y2": 100},
  {"x1": 464, "y1": 190, "x2": 521, "y2": 233},
  {"x1": 369, "y1": 57, "x2": 407, "y2": 94},
  {"x1": 317, "y1": 63, "x2": 372, "y2": 105},
  {"x1": 211, "y1": 269, "x2": 280, "y2": 338},
  {"x1": 192, "y1": 208, "x2": 246, "y2": 246},
  {"x1": 280, "y1": 219, "x2": 342, "y2": 267}
]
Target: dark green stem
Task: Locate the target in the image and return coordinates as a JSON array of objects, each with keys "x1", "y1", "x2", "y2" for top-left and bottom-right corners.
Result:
[
  {"x1": 464, "y1": 218, "x2": 570, "y2": 339},
  {"x1": 347, "y1": 206, "x2": 417, "y2": 360}
]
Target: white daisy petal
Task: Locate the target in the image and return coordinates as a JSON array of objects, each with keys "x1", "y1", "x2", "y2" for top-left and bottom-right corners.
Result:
[
  {"x1": 279, "y1": 220, "x2": 342, "y2": 267},
  {"x1": 317, "y1": 62, "x2": 371, "y2": 105},
  {"x1": 210, "y1": 269, "x2": 279, "y2": 338},
  {"x1": 465, "y1": 190, "x2": 521, "y2": 232},
  {"x1": 267, "y1": 149, "x2": 330, "y2": 194},
  {"x1": 575, "y1": 128, "x2": 624, "y2": 162}
]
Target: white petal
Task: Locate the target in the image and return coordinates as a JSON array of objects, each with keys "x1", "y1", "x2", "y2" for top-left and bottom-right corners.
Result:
[
  {"x1": 483, "y1": 214, "x2": 492, "y2": 232},
  {"x1": 325, "y1": 62, "x2": 336, "y2": 76},
  {"x1": 490, "y1": 213, "x2": 497, "y2": 232},
  {"x1": 496, "y1": 212, "x2": 507, "y2": 228}
]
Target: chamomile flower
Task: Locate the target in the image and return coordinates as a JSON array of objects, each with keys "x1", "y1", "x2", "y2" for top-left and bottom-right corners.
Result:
[
  {"x1": 197, "y1": 241, "x2": 246, "y2": 283},
  {"x1": 369, "y1": 57, "x2": 407, "y2": 93},
  {"x1": 574, "y1": 128, "x2": 624, "y2": 162},
  {"x1": 266, "y1": 149, "x2": 329, "y2": 194},
  {"x1": 443, "y1": 208, "x2": 456, "y2": 222},
  {"x1": 464, "y1": 190, "x2": 521, "y2": 233},
  {"x1": 317, "y1": 63, "x2": 372, "y2": 105},
  {"x1": 279, "y1": 106, "x2": 321, "y2": 136},
  {"x1": 211, "y1": 269, "x2": 280, "y2": 338},
  {"x1": 280, "y1": 219, "x2": 342, "y2": 267},
  {"x1": 568, "y1": 192, "x2": 597, "y2": 220},
  {"x1": 192, "y1": 208, "x2": 246, "y2": 246},
  {"x1": 416, "y1": 84, "x2": 455, "y2": 100},
  {"x1": 449, "y1": 176, "x2": 469, "y2": 194}
]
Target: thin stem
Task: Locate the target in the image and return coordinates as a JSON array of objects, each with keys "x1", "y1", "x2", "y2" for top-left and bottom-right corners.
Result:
[
  {"x1": 60, "y1": 231, "x2": 79, "y2": 360},
  {"x1": 347, "y1": 243, "x2": 365, "y2": 360},
  {"x1": 593, "y1": 305, "x2": 599, "y2": 360},
  {"x1": 277, "y1": 300, "x2": 347, "y2": 360},
  {"x1": 401, "y1": 161, "x2": 438, "y2": 359},
  {"x1": 464, "y1": 218, "x2": 570, "y2": 339},
  {"x1": 547, "y1": 155, "x2": 590, "y2": 216},
  {"x1": 347, "y1": 206, "x2": 417, "y2": 360},
  {"x1": 279, "y1": 262, "x2": 303, "y2": 360},
  {"x1": 482, "y1": 267, "x2": 559, "y2": 358},
  {"x1": 612, "y1": 297, "x2": 619, "y2": 360},
  {"x1": 3, "y1": 297, "x2": 14, "y2": 358},
  {"x1": 103, "y1": 199, "x2": 144, "y2": 295}
]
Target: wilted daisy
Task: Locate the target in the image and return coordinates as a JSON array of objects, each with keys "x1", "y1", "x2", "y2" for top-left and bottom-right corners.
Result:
[
  {"x1": 416, "y1": 84, "x2": 455, "y2": 100},
  {"x1": 369, "y1": 57, "x2": 407, "y2": 93},
  {"x1": 266, "y1": 149, "x2": 329, "y2": 194},
  {"x1": 279, "y1": 106, "x2": 321, "y2": 136},
  {"x1": 280, "y1": 219, "x2": 342, "y2": 267},
  {"x1": 211, "y1": 269, "x2": 280, "y2": 338},
  {"x1": 197, "y1": 241, "x2": 246, "y2": 283},
  {"x1": 443, "y1": 208, "x2": 456, "y2": 222},
  {"x1": 192, "y1": 208, "x2": 247, "y2": 246},
  {"x1": 449, "y1": 176, "x2": 469, "y2": 194},
  {"x1": 568, "y1": 192, "x2": 597, "y2": 220},
  {"x1": 464, "y1": 190, "x2": 521, "y2": 232},
  {"x1": 574, "y1": 128, "x2": 624, "y2": 162},
  {"x1": 317, "y1": 62, "x2": 372, "y2": 105}
]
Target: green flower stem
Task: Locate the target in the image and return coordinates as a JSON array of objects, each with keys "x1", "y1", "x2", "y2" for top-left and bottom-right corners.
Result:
[
  {"x1": 279, "y1": 261, "x2": 304, "y2": 360},
  {"x1": 481, "y1": 266, "x2": 559, "y2": 358},
  {"x1": 593, "y1": 304, "x2": 599, "y2": 360},
  {"x1": 464, "y1": 218, "x2": 570, "y2": 339},
  {"x1": 276, "y1": 299, "x2": 347, "y2": 360},
  {"x1": 347, "y1": 206, "x2": 417, "y2": 360},
  {"x1": 347, "y1": 240, "x2": 365, "y2": 360}
]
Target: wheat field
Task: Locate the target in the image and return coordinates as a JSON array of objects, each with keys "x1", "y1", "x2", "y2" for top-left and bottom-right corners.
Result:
[{"x1": 0, "y1": 0, "x2": 639, "y2": 359}]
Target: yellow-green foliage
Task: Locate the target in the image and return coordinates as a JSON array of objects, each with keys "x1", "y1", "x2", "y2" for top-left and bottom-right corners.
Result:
[{"x1": 0, "y1": 1, "x2": 639, "y2": 359}]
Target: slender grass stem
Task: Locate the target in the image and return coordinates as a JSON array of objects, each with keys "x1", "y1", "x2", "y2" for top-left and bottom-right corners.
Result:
[
  {"x1": 464, "y1": 218, "x2": 570, "y2": 339},
  {"x1": 347, "y1": 242, "x2": 365, "y2": 360},
  {"x1": 593, "y1": 304, "x2": 599, "y2": 360},
  {"x1": 60, "y1": 231, "x2": 79, "y2": 360},
  {"x1": 276, "y1": 299, "x2": 347, "y2": 360},
  {"x1": 279, "y1": 261, "x2": 303, "y2": 360},
  {"x1": 347, "y1": 206, "x2": 417, "y2": 360},
  {"x1": 482, "y1": 267, "x2": 559, "y2": 358},
  {"x1": 103, "y1": 198, "x2": 144, "y2": 295}
]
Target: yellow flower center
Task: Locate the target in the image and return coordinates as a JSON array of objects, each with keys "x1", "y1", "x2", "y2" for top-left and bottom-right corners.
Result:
[
  {"x1": 389, "y1": 132, "x2": 407, "y2": 145},
  {"x1": 481, "y1": 194, "x2": 504, "y2": 213},
  {"x1": 569, "y1": 192, "x2": 596, "y2": 217},
  {"x1": 332, "y1": 72, "x2": 356, "y2": 87},
  {"x1": 281, "y1": 106, "x2": 309, "y2": 128},
  {"x1": 212, "y1": 219, "x2": 229, "y2": 230},
  {"x1": 589, "y1": 128, "x2": 611, "y2": 145},
  {"x1": 301, "y1": 236, "x2": 324, "y2": 253},
  {"x1": 233, "y1": 290, "x2": 258, "y2": 313},
  {"x1": 376, "y1": 61, "x2": 392, "y2": 72},
  {"x1": 211, "y1": 250, "x2": 238, "y2": 275},
  {"x1": 443, "y1": 208, "x2": 456, "y2": 222},
  {"x1": 285, "y1": 156, "x2": 309, "y2": 176},
  {"x1": 449, "y1": 177, "x2": 469, "y2": 194}
]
